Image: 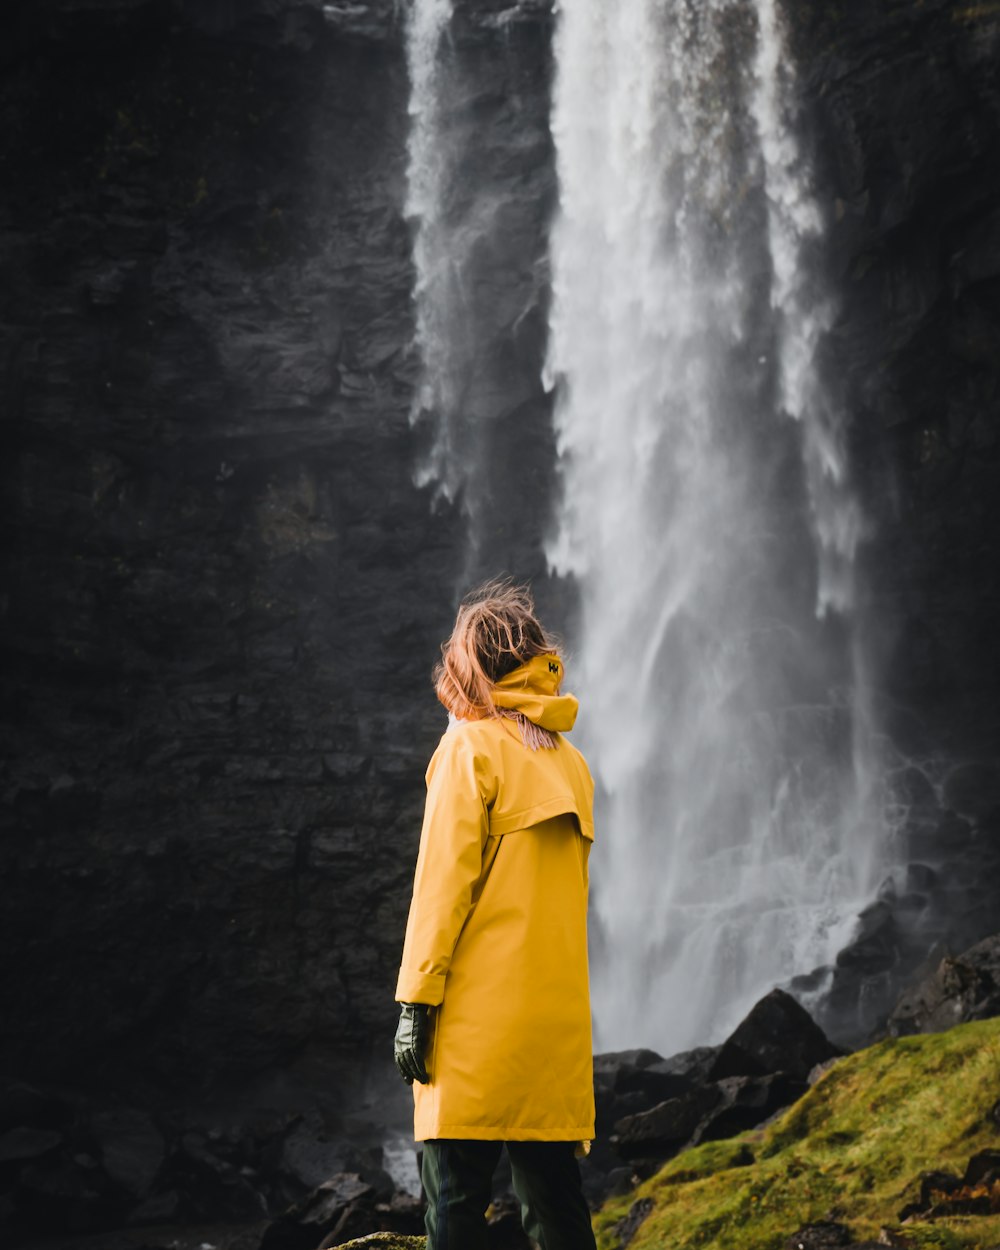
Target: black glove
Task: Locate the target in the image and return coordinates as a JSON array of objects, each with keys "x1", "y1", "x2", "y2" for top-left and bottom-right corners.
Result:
[{"x1": 394, "y1": 1003, "x2": 431, "y2": 1085}]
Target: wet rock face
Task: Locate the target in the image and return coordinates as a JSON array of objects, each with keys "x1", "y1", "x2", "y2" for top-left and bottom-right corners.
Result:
[
  {"x1": 0, "y1": 0, "x2": 555, "y2": 1084},
  {"x1": 0, "y1": 1077, "x2": 419, "y2": 1245},
  {"x1": 887, "y1": 933, "x2": 1000, "y2": 1037},
  {"x1": 790, "y1": 0, "x2": 1000, "y2": 726},
  {"x1": 706, "y1": 989, "x2": 842, "y2": 1083},
  {"x1": 584, "y1": 991, "x2": 836, "y2": 1199}
]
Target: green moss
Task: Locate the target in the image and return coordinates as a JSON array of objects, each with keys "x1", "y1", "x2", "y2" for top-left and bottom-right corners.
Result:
[
  {"x1": 595, "y1": 1018, "x2": 1000, "y2": 1250},
  {"x1": 336, "y1": 1236, "x2": 426, "y2": 1249},
  {"x1": 951, "y1": 3, "x2": 1000, "y2": 20}
]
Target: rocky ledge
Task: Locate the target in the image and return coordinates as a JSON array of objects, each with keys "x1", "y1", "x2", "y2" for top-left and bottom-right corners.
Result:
[{"x1": 596, "y1": 1017, "x2": 1000, "y2": 1250}]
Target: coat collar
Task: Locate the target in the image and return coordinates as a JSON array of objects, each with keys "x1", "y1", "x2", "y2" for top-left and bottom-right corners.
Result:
[{"x1": 490, "y1": 654, "x2": 579, "y2": 732}]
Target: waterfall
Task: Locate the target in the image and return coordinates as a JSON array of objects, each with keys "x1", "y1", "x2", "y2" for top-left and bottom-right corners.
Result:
[
  {"x1": 546, "y1": 0, "x2": 889, "y2": 1052},
  {"x1": 750, "y1": 0, "x2": 864, "y2": 616},
  {"x1": 405, "y1": 0, "x2": 461, "y2": 501},
  {"x1": 405, "y1": 3, "x2": 564, "y2": 583}
]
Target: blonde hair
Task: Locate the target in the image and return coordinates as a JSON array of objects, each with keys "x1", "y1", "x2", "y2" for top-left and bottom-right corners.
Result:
[{"x1": 434, "y1": 580, "x2": 559, "y2": 722}]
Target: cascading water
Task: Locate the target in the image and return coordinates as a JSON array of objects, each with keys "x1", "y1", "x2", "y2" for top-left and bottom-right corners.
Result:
[
  {"x1": 545, "y1": 0, "x2": 890, "y2": 1052},
  {"x1": 404, "y1": 0, "x2": 557, "y2": 581},
  {"x1": 405, "y1": 0, "x2": 460, "y2": 500}
]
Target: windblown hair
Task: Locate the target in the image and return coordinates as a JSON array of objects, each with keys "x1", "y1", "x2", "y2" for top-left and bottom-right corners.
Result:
[{"x1": 434, "y1": 580, "x2": 559, "y2": 723}]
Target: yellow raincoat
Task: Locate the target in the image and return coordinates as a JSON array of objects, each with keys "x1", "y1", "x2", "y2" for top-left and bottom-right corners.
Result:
[{"x1": 395, "y1": 654, "x2": 596, "y2": 1142}]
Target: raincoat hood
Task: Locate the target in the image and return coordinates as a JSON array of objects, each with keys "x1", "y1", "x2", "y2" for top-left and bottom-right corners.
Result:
[{"x1": 491, "y1": 654, "x2": 579, "y2": 732}]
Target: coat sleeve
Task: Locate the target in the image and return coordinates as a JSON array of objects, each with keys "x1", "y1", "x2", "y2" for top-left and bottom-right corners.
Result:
[{"x1": 395, "y1": 730, "x2": 496, "y2": 1006}]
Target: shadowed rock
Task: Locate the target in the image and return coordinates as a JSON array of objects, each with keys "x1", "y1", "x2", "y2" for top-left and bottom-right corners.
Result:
[
  {"x1": 612, "y1": 1086, "x2": 723, "y2": 1161},
  {"x1": 887, "y1": 934, "x2": 1000, "y2": 1036},
  {"x1": 611, "y1": 1196, "x2": 653, "y2": 1249},
  {"x1": 784, "y1": 1223, "x2": 853, "y2": 1250},
  {"x1": 708, "y1": 990, "x2": 842, "y2": 1082},
  {"x1": 694, "y1": 1074, "x2": 809, "y2": 1144}
]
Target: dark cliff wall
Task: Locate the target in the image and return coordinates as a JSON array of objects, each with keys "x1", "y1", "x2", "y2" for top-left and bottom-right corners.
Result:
[
  {"x1": 792, "y1": 0, "x2": 1000, "y2": 736},
  {"x1": 0, "y1": 0, "x2": 556, "y2": 1085},
  {"x1": 2, "y1": 0, "x2": 999, "y2": 1089}
]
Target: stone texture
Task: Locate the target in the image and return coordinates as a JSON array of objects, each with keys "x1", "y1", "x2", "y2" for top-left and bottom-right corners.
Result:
[
  {"x1": 785, "y1": 1224, "x2": 853, "y2": 1250},
  {"x1": 788, "y1": 1, "x2": 1000, "y2": 725},
  {"x1": 336, "y1": 1236, "x2": 425, "y2": 1250},
  {"x1": 91, "y1": 1110, "x2": 165, "y2": 1197},
  {"x1": 0, "y1": 1127, "x2": 63, "y2": 1164},
  {"x1": 612, "y1": 1086, "x2": 723, "y2": 1162},
  {"x1": 0, "y1": 1079, "x2": 420, "y2": 1246},
  {"x1": 708, "y1": 990, "x2": 842, "y2": 1083},
  {"x1": 611, "y1": 1197, "x2": 654, "y2": 1250},
  {"x1": 887, "y1": 933, "x2": 1000, "y2": 1036},
  {"x1": 695, "y1": 1074, "x2": 809, "y2": 1144},
  {"x1": 0, "y1": 0, "x2": 556, "y2": 1088}
]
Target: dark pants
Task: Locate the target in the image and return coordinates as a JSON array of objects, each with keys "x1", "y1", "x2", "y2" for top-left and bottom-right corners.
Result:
[{"x1": 421, "y1": 1138, "x2": 597, "y2": 1250}]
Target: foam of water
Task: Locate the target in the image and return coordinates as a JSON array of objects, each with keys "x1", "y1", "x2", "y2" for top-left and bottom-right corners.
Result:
[{"x1": 546, "y1": 0, "x2": 889, "y2": 1052}]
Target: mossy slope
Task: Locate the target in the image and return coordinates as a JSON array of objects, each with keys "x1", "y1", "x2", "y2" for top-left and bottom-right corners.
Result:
[
  {"x1": 595, "y1": 1018, "x2": 1000, "y2": 1250},
  {"x1": 336, "y1": 1236, "x2": 426, "y2": 1249}
]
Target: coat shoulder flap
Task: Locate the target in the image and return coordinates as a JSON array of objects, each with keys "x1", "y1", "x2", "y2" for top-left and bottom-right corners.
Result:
[{"x1": 466, "y1": 721, "x2": 595, "y2": 841}]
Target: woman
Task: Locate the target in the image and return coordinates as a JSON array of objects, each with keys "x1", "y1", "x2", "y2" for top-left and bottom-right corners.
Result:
[{"x1": 393, "y1": 581, "x2": 598, "y2": 1250}]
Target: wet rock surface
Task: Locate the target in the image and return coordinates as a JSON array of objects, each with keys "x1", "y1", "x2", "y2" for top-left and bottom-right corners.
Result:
[
  {"x1": 790, "y1": 1, "x2": 1000, "y2": 722},
  {"x1": 706, "y1": 990, "x2": 842, "y2": 1082},
  {"x1": 802, "y1": 757, "x2": 1000, "y2": 1045},
  {"x1": 886, "y1": 933, "x2": 1000, "y2": 1037},
  {"x1": 784, "y1": 1227, "x2": 882, "y2": 1250},
  {"x1": 0, "y1": 1075, "x2": 422, "y2": 1248},
  {"x1": 0, "y1": 0, "x2": 556, "y2": 1088},
  {"x1": 897, "y1": 1148, "x2": 1000, "y2": 1220},
  {"x1": 581, "y1": 989, "x2": 835, "y2": 1203}
]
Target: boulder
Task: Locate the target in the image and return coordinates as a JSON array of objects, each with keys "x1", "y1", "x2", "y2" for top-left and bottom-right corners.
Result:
[
  {"x1": 784, "y1": 1223, "x2": 853, "y2": 1250},
  {"x1": 593, "y1": 1048, "x2": 698, "y2": 1141},
  {"x1": 926, "y1": 1184, "x2": 1000, "y2": 1218},
  {"x1": 261, "y1": 1172, "x2": 377, "y2": 1250},
  {"x1": 785, "y1": 1224, "x2": 882, "y2": 1250},
  {"x1": 0, "y1": 1085, "x2": 73, "y2": 1133},
  {"x1": 887, "y1": 933, "x2": 1000, "y2": 1036},
  {"x1": 897, "y1": 1169, "x2": 962, "y2": 1219},
  {"x1": 126, "y1": 1187, "x2": 183, "y2": 1225},
  {"x1": 91, "y1": 1108, "x2": 165, "y2": 1197},
  {"x1": 279, "y1": 1111, "x2": 353, "y2": 1192},
  {"x1": 167, "y1": 1132, "x2": 269, "y2": 1221},
  {"x1": 833, "y1": 903, "x2": 899, "y2": 976},
  {"x1": 654, "y1": 1046, "x2": 720, "y2": 1083},
  {"x1": 0, "y1": 1125, "x2": 63, "y2": 1163},
  {"x1": 964, "y1": 1150, "x2": 1000, "y2": 1188},
  {"x1": 708, "y1": 989, "x2": 841, "y2": 1082},
  {"x1": 612, "y1": 1086, "x2": 723, "y2": 1160},
  {"x1": 594, "y1": 1049, "x2": 665, "y2": 1083},
  {"x1": 694, "y1": 1074, "x2": 809, "y2": 1144},
  {"x1": 594, "y1": 1047, "x2": 695, "y2": 1101},
  {"x1": 336, "y1": 1237, "x2": 426, "y2": 1250},
  {"x1": 260, "y1": 1170, "x2": 423, "y2": 1250},
  {"x1": 612, "y1": 1196, "x2": 654, "y2": 1249},
  {"x1": 15, "y1": 1156, "x2": 107, "y2": 1234},
  {"x1": 619, "y1": 1062, "x2": 696, "y2": 1103},
  {"x1": 898, "y1": 1152, "x2": 1000, "y2": 1221}
]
